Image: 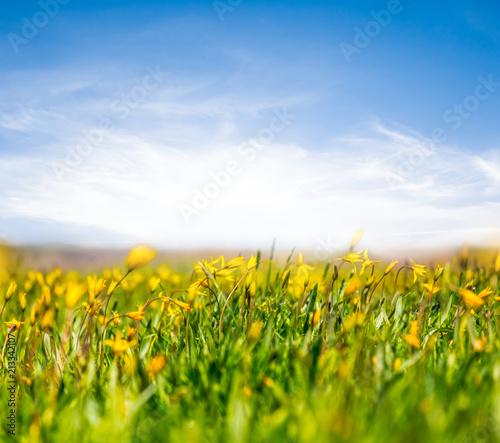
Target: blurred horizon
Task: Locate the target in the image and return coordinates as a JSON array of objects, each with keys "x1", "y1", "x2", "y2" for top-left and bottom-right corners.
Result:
[{"x1": 1, "y1": 238, "x2": 498, "y2": 273}]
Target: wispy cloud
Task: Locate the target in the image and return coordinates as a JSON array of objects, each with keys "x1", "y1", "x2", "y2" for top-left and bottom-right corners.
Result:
[{"x1": 1, "y1": 111, "x2": 499, "y2": 250}]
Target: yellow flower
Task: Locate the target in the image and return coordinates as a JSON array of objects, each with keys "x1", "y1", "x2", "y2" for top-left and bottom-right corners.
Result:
[
  {"x1": 343, "y1": 312, "x2": 366, "y2": 331},
  {"x1": 5, "y1": 281, "x2": 17, "y2": 301},
  {"x1": 249, "y1": 282, "x2": 257, "y2": 298},
  {"x1": 174, "y1": 300, "x2": 192, "y2": 311},
  {"x1": 496, "y1": 251, "x2": 500, "y2": 273},
  {"x1": 198, "y1": 256, "x2": 224, "y2": 274},
  {"x1": 434, "y1": 265, "x2": 444, "y2": 281},
  {"x1": 350, "y1": 229, "x2": 365, "y2": 248},
  {"x1": 474, "y1": 338, "x2": 486, "y2": 352},
  {"x1": 147, "y1": 355, "x2": 167, "y2": 377},
  {"x1": 41, "y1": 286, "x2": 51, "y2": 309},
  {"x1": 248, "y1": 321, "x2": 264, "y2": 340},
  {"x1": 104, "y1": 333, "x2": 134, "y2": 355},
  {"x1": 409, "y1": 320, "x2": 418, "y2": 336},
  {"x1": 384, "y1": 261, "x2": 399, "y2": 275},
  {"x1": 359, "y1": 249, "x2": 380, "y2": 275},
  {"x1": 225, "y1": 256, "x2": 246, "y2": 269},
  {"x1": 149, "y1": 277, "x2": 161, "y2": 292},
  {"x1": 128, "y1": 311, "x2": 145, "y2": 321},
  {"x1": 247, "y1": 254, "x2": 258, "y2": 270},
  {"x1": 126, "y1": 327, "x2": 137, "y2": 341},
  {"x1": 459, "y1": 288, "x2": 486, "y2": 309},
  {"x1": 364, "y1": 275, "x2": 376, "y2": 287},
  {"x1": 344, "y1": 277, "x2": 361, "y2": 297},
  {"x1": 297, "y1": 253, "x2": 314, "y2": 270},
  {"x1": 111, "y1": 311, "x2": 120, "y2": 327},
  {"x1": 41, "y1": 310, "x2": 54, "y2": 330},
  {"x1": 477, "y1": 287, "x2": 493, "y2": 298},
  {"x1": 30, "y1": 301, "x2": 41, "y2": 326},
  {"x1": 342, "y1": 251, "x2": 363, "y2": 266},
  {"x1": 312, "y1": 310, "x2": 322, "y2": 327},
  {"x1": 410, "y1": 260, "x2": 426, "y2": 283},
  {"x1": 5, "y1": 317, "x2": 24, "y2": 330},
  {"x1": 87, "y1": 276, "x2": 106, "y2": 302},
  {"x1": 404, "y1": 320, "x2": 420, "y2": 348},
  {"x1": 125, "y1": 245, "x2": 157, "y2": 272},
  {"x1": 82, "y1": 299, "x2": 102, "y2": 317},
  {"x1": 422, "y1": 283, "x2": 441, "y2": 295},
  {"x1": 19, "y1": 292, "x2": 27, "y2": 311},
  {"x1": 404, "y1": 334, "x2": 420, "y2": 348},
  {"x1": 65, "y1": 281, "x2": 85, "y2": 309},
  {"x1": 186, "y1": 280, "x2": 205, "y2": 303},
  {"x1": 393, "y1": 358, "x2": 402, "y2": 371},
  {"x1": 127, "y1": 305, "x2": 145, "y2": 321}
]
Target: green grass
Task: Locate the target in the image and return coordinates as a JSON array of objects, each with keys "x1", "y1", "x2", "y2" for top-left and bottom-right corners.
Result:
[{"x1": 1, "y1": 247, "x2": 500, "y2": 442}]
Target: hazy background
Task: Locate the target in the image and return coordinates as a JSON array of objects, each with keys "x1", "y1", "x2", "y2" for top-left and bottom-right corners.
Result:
[{"x1": 1, "y1": 0, "x2": 499, "y2": 262}]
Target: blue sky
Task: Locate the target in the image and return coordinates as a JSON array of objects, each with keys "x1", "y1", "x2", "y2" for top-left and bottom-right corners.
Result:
[{"x1": 0, "y1": 0, "x2": 499, "y2": 253}]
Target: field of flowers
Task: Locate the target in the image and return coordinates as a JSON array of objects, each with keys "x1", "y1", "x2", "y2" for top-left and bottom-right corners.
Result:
[{"x1": 1, "y1": 239, "x2": 500, "y2": 442}]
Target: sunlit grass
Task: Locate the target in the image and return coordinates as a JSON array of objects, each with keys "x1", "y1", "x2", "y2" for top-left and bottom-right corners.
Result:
[{"x1": 1, "y1": 241, "x2": 500, "y2": 442}]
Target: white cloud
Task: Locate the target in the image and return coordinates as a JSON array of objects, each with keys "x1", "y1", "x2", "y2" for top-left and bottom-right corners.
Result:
[
  {"x1": 1, "y1": 120, "x2": 500, "y2": 251},
  {"x1": 1, "y1": 63, "x2": 499, "y2": 252}
]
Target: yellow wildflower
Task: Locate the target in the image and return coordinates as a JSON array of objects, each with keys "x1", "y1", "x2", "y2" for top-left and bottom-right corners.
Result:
[
  {"x1": 404, "y1": 334, "x2": 421, "y2": 348},
  {"x1": 225, "y1": 256, "x2": 246, "y2": 269},
  {"x1": 342, "y1": 251, "x2": 363, "y2": 266},
  {"x1": 393, "y1": 358, "x2": 402, "y2": 370},
  {"x1": 5, "y1": 281, "x2": 17, "y2": 300},
  {"x1": 477, "y1": 287, "x2": 493, "y2": 298},
  {"x1": 360, "y1": 249, "x2": 380, "y2": 276},
  {"x1": 65, "y1": 281, "x2": 85, "y2": 309},
  {"x1": 147, "y1": 355, "x2": 167, "y2": 377},
  {"x1": 87, "y1": 276, "x2": 106, "y2": 302},
  {"x1": 434, "y1": 265, "x2": 444, "y2": 281},
  {"x1": 19, "y1": 292, "x2": 27, "y2": 311},
  {"x1": 247, "y1": 254, "x2": 258, "y2": 270},
  {"x1": 404, "y1": 320, "x2": 420, "y2": 348},
  {"x1": 186, "y1": 280, "x2": 205, "y2": 303},
  {"x1": 312, "y1": 310, "x2": 322, "y2": 327},
  {"x1": 410, "y1": 260, "x2": 426, "y2": 283},
  {"x1": 112, "y1": 311, "x2": 120, "y2": 327},
  {"x1": 149, "y1": 277, "x2": 161, "y2": 292},
  {"x1": 5, "y1": 317, "x2": 24, "y2": 330},
  {"x1": 41, "y1": 310, "x2": 54, "y2": 330},
  {"x1": 459, "y1": 288, "x2": 486, "y2": 309},
  {"x1": 350, "y1": 229, "x2": 365, "y2": 248},
  {"x1": 126, "y1": 327, "x2": 136, "y2": 341},
  {"x1": 422, "y1": 283, "x2": 441, "y2": 295},
  {"x1": 344, "y1": 277, "x2": 361, "y2": 297},
  {"x1": 174, "y1": 300, "x2": 192, "y2": 311},
  {"x1": 128, "y1": 305, "x2": 145, "y2": 321},
  {"x1": 104, "y1": 333, "x2": 134, "y2": 355},
  {"x1": 384, "y1": 261, "x2": 399, "y2": 275},
  {"x1": 41, "y1": 286, "x2": 51, "y2": 309},
  {"x1": 249, "y1": 321, "x2": 264, "y2": 340},
  {"x1": 125, "y1": 245, "x2": 157, "y2": 272}
]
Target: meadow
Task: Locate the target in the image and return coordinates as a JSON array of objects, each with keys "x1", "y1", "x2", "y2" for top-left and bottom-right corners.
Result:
[{"x1": 1, "y1": 240, "x2": 500, "y2": 442}]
